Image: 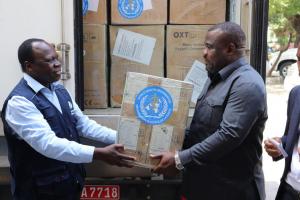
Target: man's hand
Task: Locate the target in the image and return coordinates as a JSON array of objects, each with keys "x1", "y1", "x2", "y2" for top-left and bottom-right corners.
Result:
[
  {"x1": 93, "y1": 144, "x2": 135, "y2": 167},
  {"x1": 151, "y1": 152, "x2": 179, "y2": 177},
  {"x1": 264, "y1": 137, "x2": 282, "y2": 158}
]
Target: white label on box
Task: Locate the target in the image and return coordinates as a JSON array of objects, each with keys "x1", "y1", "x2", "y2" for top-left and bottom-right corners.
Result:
[
  {"x1": 161, "y1": 80, "x2": 181, "y2": 112},
  {"x1": 123, "y1": 75, "x2": 148, "y2": 104},
  {"x1": 143, "y1": 0, "x2": 153, "y2": 10},
  {"x1": 113, "y1": 29, "x2": 156, "y2": 65},
  {"x1": 149, "y1": 125, "x2": 173, "y2": 155},
  {"x1": 118, "y1": 118, "x2": 140, "y2": 151},
  {"x1": 184, "y1": 60, "x2": 208, "y2": 103},
  {"x1": 87, "y1": 0, "x2": 99, "y2": 12}
]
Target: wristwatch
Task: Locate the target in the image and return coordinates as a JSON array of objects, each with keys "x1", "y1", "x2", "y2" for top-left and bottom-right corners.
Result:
[{"x1": 174, "y1": 151, "x2": 184, "y2": 170}]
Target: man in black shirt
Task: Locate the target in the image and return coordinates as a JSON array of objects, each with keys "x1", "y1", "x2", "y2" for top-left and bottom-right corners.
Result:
[{"x1": 152, "y1": 22, "x2": 267, "y2": 200}]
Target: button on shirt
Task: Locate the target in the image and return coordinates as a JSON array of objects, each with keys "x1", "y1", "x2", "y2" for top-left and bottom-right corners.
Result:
[{"x1": 5, "y1": 74, "x2": 116, "y2": 163}]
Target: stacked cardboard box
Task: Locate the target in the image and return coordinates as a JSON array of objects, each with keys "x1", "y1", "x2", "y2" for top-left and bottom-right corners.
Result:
[
  {"x1": 166, "y1": 0, "x2": 226, "y2": 106},
  {"x1": 167, "y1": 25, "x2": 211, "y2": 80},
  {"x1": 83, "y1": 24, "x2": 108, "y2": 108},
  {"x1": 240, "y1": 0, "x2": 251, "y2": 62},
  {"x1": 169, "y1": 0, "x2": 226, "y2": 24},
  {"x1": 110, "y1": 25, "x2": 165, "y2": 107},
  {"x1": 109, "y1": 0, "x2": 168, "y2": 107},
  {"x1": 82, "y1": 1, "x2": 228, "y2": 109},
  {"x1": 117, "y1": 72, "x2": 193, "y2": 168},
  {"x1": 83, "y1": 0, "x2": 107, "y2": 24},
  {"x1": 83, "y1": 0, "x2": 108, "y2": 108},
  {"x1": 111, "y1": 0, "x2": 167, "y2": 24}
]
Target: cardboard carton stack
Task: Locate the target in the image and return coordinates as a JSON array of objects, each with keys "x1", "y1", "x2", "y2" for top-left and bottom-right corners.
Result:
[
  {"x1": 169, "y1": 0, "x2": 226, "y2": 25},
  {"x1": 83, "y1": 0, "x2": 227, "y2": 109},
  {"x1": 166, "y1": 0, "x2": 226, "y2": 81},
  {"x1": 83, "y1": 0, "x2": 108, "y2": 108},
  {"x1": 167, "y1": 25, "x2": 211, "y2": 81},
  {"x1": 117, "y1": 72, "x2": 193, "y2": 168},
  {"x1": 110, "y1": 25, "x2": 165, "y2": 107},
  {"x1": 111, "y1": 0, "x2": 167, "y2": 25},
  {"x1": 109, "y1": 0, "x2": 168, "y2": 107},
  {"x1": 83, "y1": 0, "x2": 107, "y2": 24}
]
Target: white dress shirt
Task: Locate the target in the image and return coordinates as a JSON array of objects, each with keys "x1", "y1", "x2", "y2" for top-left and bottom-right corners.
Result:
[
  {"x1": 5, "y1": 74, "x2": 116, "y2": 164},
  {"x1": 286, "y1": 136, "x2": 300, "y2": 191}
]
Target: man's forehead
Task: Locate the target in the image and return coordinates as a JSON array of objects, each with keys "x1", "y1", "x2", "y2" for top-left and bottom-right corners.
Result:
[
  {"x1": 32, "y1": 41, "x2": 54, "y2": 55},
  {"x1": 32, "y1": 41, "x2": 51, "y2": 49},
  {"x1": 205, "y1": 30, "x2": 227, "y2": 48},
  {"x1": 206, "y1": 29, "x2": 224, "y2": 40}
]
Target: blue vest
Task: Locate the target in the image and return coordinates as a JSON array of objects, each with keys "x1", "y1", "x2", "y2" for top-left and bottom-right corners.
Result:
[{"x1": 1, "y1": 78, "x2": 85, "y2": 198}]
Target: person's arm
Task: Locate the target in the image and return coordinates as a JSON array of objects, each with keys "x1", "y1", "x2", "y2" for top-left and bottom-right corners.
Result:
[
  {"x1": 280, "y1": 86, "x2": 298, "y2": 147},
  {"x1": 5, "y1": 96, "x2": 95, "y2": 163},
  {"x1": 72, "y1": 100, "x2": 116, "y2": 144},
  {"x1": 179, "y1": 82, "x2": 266, "y2": 166}
]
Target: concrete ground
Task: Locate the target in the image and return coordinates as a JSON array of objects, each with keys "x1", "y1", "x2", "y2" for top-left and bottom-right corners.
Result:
[{"x1": 264, "y1": 76, "x2": 290, "y2": 200}]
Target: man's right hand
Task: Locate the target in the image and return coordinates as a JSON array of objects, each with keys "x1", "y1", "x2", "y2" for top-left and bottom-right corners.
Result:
[
  {"x1": 264, "y1": 137, "x2": 282, "y2": 158},
  {"x1": 93, "y1": 144, "x2": 136, "y2": 167}
]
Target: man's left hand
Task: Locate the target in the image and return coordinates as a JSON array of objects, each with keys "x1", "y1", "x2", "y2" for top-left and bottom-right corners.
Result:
[{"x1": 151, "y1": 152, "x2": 179, "y2": 177}]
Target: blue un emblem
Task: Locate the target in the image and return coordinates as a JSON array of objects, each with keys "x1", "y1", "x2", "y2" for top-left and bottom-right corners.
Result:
[
  {"x1": 118, "y1": 0, "x2": 144, "y2": 19},
  {"x1": 135, "y1": 86, "x2": 173, "y2": 125},
  {"x1": 82, "y1": 0, "x2": 89, "y2": 16}
]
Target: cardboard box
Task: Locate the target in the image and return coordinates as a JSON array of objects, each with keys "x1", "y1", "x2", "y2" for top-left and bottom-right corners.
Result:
[
  {"x1": 169, "y1": 0, "x2": 226, "y2": 24},
  {"x1": 84, "y1": 61, "x2": 108, "y2": 108},
  {"x1": 240, "y1": 0, "x2": 251, "y2": 62},
  {"x1": 110, "y1": 25, "x2": 165, "y2": 107},
  {"x1": 167, "y1": 25, "x2": 211, "y2": 80},
  {"x1": 83, "y1": 0, "x2": 107, "y2": 24},
  {"x1": 83, "y1": 24, "x2": 108, "y2": 108},
  {"x1": 111, "y1": 0, "x2": 167, "y2": 24},
  {"x1": 117, "y1": 72, "x2": 193, "y2": 168}
]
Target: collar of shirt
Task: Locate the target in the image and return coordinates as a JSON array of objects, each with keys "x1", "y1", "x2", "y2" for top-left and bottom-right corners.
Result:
[
  {"x1": 23, "y1": 73, "x2": 60, "y2": 93},
  {"x1": 23, "y1": 73, "x2": 63, "y2": 113},
  {"x1": 218, "y1": 57, "x2": 248, "y2": 82}
]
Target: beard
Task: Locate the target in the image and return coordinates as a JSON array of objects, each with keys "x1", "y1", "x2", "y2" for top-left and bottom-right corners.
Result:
[{"x1": 205, "y1": 63, "x2": 217, "y2": 74}]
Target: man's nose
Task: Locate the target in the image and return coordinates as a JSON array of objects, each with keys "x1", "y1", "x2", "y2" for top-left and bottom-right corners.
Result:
[
  {"x1": 203, "y1": 48, "x2": 208, "y2": 58},
  {"x1": 54, "y1": 59, "x2": 61, "y2": 67}
]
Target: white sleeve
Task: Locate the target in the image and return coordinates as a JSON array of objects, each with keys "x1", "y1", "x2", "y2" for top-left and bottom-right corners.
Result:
[
  {"x1": 5, "y1": 96, "x2": 95, "y2": 163},
  {"x1": 72, "y1": 100, "x2": 117, "y2": 144}
]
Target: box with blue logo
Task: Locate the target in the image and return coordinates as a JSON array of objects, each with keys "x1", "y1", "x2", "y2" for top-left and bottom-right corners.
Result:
[
  {"x1": 83, "y1": 0, "x2": 107, "y2": 24},
  {"x1": 117, "y1": 72, "x2": 193, "y2": 168},
  {"x1": 111, "y1": 0, "x2": 167, "y2": 25}
]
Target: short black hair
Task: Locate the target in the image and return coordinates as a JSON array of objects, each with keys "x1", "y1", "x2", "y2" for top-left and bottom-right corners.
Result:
[
  {"x1": 18, "y1": 38, "x2": 46, "y2": 72},
  {"x1": 208, "y1": 22, "x2": 246, "y2": 50}
]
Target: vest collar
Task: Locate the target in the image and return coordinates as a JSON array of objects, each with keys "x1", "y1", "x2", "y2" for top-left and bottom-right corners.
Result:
[{"x1": 23, "y1": 73, "x2": 60, "y2": 93}]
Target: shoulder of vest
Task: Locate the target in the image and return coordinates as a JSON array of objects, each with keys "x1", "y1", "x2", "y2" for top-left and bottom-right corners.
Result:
[{"x1": 8, "y1": 79, "x2": 36, "y2": 100}]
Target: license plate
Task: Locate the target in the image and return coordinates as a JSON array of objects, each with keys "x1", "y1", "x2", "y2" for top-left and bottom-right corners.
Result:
[{"x1": 81, "y1": 185, "x2": 120, "y2": 200}]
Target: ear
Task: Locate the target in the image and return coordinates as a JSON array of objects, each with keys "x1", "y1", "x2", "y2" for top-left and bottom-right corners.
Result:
[
  {"x1": 227, "y1": 43, "x2": 237, "y2": 55},
  {"x1": 24, "y1": 61, "x2": 33, "y2": 73}
]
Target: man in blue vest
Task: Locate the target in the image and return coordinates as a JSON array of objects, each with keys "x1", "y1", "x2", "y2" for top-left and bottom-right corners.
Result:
[{"x1": 1, "y1": 38, "x2": 135, "y2": 200}]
